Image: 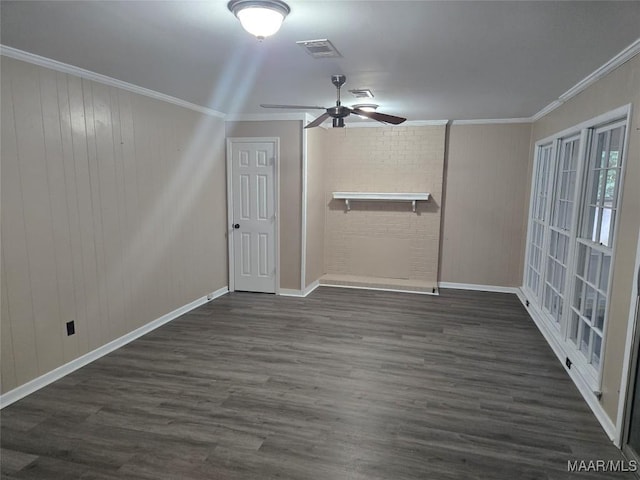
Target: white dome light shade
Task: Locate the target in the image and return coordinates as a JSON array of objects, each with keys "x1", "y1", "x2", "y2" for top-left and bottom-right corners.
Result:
[
  {"x1": 237, "y1": 7, "x2": 283, "y2": 38},
  {"x1": 228, "y1": 0, "x2": 290, "y2": 39}
]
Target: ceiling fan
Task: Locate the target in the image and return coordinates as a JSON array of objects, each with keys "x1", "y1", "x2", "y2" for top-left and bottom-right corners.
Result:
[{"x1": 260, "y1": 75, "x2": 407, "y2": 128}]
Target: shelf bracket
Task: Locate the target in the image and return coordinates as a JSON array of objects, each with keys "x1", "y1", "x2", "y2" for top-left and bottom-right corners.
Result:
[
  {"x1": 412, "y1": 200, "x2": 417, "y2": 212},
  {"x1": 345, "y1": 199, "x2": 351, "y2": 211}
]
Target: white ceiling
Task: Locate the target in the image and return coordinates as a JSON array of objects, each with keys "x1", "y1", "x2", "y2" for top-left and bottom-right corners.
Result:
[{"x1": 1, "y1": 1, "x2": 639, "y2": 121}]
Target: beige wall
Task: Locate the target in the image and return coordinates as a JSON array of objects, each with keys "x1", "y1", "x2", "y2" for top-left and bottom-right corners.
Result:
[
  {"x1": 1, "y1": 57, "x2": 228, "y2": 393},
  {"x1": 305, "y1": 127, "x2": 326, "y2": 287},
  {"x1": 531, "y1": 55, "x2": 640, "y2": 423},
  {"x1": 323, "y1": 126, "x2": 445, "y2": 289},
  {"x1": 225, "y1": 121, "x2": 302, "y2": 290},
  {"x1": 440, "y1": 124, "x2": 532, "y2": 286}
]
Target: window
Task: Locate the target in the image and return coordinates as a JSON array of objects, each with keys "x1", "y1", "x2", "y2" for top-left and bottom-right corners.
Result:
[
  {"x1": 583, "y1": 123, "x2": 625, "y2": 248},
  {"x1": 525, "y1": 144, "x2": 553, "y2": 297},
  {"x1": 542, "y1": 136, "x2": 580, "y2": 327},
  {"x1": 569, "y1": 242, "x2": 610, "y2": 368},
  {"x1": 568, "y1": 121, "x2": 625, "y2": 371},
  {"x1": 524, "y1": 109, "x2": 628, "y2": 388}
]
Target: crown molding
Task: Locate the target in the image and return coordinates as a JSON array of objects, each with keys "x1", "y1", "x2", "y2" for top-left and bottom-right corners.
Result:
[
  {"x1": 530, "y1": 101, "x2": 563, "y2": 122},
  {"x1": 531, "y1": 37, "x2": 640, "y2": 122},
  {"x1": 0, "y1": 45, "x2": 225, "y2": 118},
  {"x1": 404, "y1": 119, "x2": 449, "y2": 127},
  {"x1": 3, "y1": 36, "x2": 638, "y2": 127},
  {"x1": 451, "y1": 118, "x2": 532, "y2": 125}
]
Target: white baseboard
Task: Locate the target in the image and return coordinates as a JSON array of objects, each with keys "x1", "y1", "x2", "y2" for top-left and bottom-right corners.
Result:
[
  {"x1": 438, "y1": 282, "x2": 519, "y2": 294},
  {"x1": 321, "y1": 283, "x2": 438, "y2": 295},
  {"x1": 279, "y1": 280, "x2": 320, "y2": 298},
  {"x1": 304, "y1": 280, "x2": 320, "y2": 296},
  {"x1": 279, "y1": 288, "x2": 304, "y2": 297},
  {"x1": 515, "y1": 288, "x2": 528, "y2": 306},
  {"x1": 516, "y1": 287, "x2": 617, "y2": 441},
  {"x1": 0, "y1": 286, "x2": 228, "y2": 409}
]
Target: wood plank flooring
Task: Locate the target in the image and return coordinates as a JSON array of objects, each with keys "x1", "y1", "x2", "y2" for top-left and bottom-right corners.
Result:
[{"x1": 1, "y1": 287, "x2": 632, "y2": 479}]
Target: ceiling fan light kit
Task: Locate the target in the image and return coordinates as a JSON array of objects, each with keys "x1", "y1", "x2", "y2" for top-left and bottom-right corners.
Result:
[
  {"x1": 227, "y1": 0, "x2": 290, "y2": 39},
  {"x1": 352, "y1": 104, "x2": 378, "y2": 112},
  {"x1": 261, "y1": 75, "x2": 406, "y2": 128}
]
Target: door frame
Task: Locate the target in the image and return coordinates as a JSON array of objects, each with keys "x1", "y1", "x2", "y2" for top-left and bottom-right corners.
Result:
[
  {"x1": 616, "y1": 224, "x2": 640, "y2": 447},
  {"x1": 226, "y1": 137, "x2": 280, "y2": 294}
]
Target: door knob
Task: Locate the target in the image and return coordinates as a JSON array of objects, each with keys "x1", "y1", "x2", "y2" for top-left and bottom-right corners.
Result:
[{"x1": 233, "y1": 224, "x2": 240, "y2": 229}]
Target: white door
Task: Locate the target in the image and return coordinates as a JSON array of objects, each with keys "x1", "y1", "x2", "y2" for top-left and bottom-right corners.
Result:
[{"x1": 228, "y1": 139, "x2": 277, "y2": 293}]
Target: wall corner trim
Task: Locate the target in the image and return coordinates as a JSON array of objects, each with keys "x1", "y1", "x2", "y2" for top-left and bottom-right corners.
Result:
[
  {"x1": 0, "y1": 45, "x2": 226, "y2": 118},
  {"x1": 0, "y1": 286, "x2": 229, "y2": 409},
  {"x1": 531, "y1": 38, "x2": 640, "y2": 122},
  {"x1": 515, "y1": 287, "x2": 617, "y2": 442},
  {"x1": 279, "y1": 280, "x2": 320, "y2": 298},
  {"x1": 301, "y1": 123, "x2": 309, "y2": 292}
]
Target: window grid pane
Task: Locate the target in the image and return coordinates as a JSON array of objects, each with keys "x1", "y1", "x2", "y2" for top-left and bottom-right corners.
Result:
[
  {"x1": 569, "y1": 122, "x2": 624, "y2": 368},
  {"x1": 543, "y1": 137, "x2": 578, "y2": 325},
  {"x1": 583, "y1": 126, "x2": 624, "y2": 248},
  {"x1": 526, "y1": 145, "x2": 553, "y2": 296},
  {"x1": 570, "y1": 236, "x2": 613, "y2": 365}
]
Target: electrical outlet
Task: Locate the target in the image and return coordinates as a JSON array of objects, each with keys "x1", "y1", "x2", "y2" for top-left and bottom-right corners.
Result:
[{"x1": 66, "y1": 321, "x2": 75, "y2": 336}]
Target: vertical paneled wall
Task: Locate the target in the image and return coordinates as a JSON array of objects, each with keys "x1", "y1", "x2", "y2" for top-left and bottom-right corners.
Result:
[
  {"x1": 305, "y1": 127, "x2": 326, "y2": 287},
  {"x1": 1, "y1": 57, "x2": 228, "y2": 394},
  {"x1": 323, "y1": 126, "x2": 446, "y2": 290},
  {"x1": 440, "y1": 124, "x2": 532, "y2": 287}
]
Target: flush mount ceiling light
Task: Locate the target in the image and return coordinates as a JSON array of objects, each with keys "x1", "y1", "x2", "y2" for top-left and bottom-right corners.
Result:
[
  {"x1": 228, "y1": 0, "x2": 290, "y2": 40},
  {"x1": 352, "y1": 104, "x2": 379, "y2": 112}
]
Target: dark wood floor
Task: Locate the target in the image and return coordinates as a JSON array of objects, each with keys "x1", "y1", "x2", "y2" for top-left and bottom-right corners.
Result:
[{"x1": 1, "y1": 287, "x2": 632, "y2": 479}]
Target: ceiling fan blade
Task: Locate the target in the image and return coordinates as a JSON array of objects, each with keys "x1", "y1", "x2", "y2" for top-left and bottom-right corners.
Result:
[
  {"x1": 260, "y1": 104, "x2": 326, "y2": 110},
  {"x1": 351, "y1": 108, "x2": 407, "y2": 125},
  {"x1": 305, "y1": 112, "x2": 331, "y2": 129}
]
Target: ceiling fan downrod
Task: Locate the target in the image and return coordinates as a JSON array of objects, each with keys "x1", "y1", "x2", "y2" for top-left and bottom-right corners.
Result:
[{"x1": 327, "y1": 74, "x2": 349, "y2": 127}]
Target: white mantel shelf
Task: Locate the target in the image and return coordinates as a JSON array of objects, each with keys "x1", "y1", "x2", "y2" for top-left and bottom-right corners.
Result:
[{"x1": 332, "y1": 192, "x2": 430, "y2": 212}]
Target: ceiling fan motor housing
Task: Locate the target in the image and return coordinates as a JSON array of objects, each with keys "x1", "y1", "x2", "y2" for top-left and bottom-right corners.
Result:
[
  {"x1": 331, "y1": 74, "x2": 346, "y2": 88},
  {"x1": 332, "y1": 118, "x2": 345, "y2": 128},
  {"x1": 327, "y1": 105, "x2": 350, "y2": 118}
]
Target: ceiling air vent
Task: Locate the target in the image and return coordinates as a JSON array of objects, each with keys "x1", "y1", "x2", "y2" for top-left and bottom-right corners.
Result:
[
  {"x1": 296, "y1": 39, "x2": 342, "y2": 58},
  {"x1": 348, "y1": 88, "x2": 374, "y2": 99}
]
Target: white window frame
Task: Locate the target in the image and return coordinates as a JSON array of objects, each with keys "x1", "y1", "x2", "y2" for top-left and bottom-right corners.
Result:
[
  {"x1": 524, "y1": 142, "x2": 556, "y2": 301},
  {"x1": 565, "y1": 118, "x2": 630, "y2": 387},
  {"x1": 541, "y1": 134, "x2": 582, "y2": 331},
  {"x1": 523, "y1": 104, "x2": 631, "y2": 392}
]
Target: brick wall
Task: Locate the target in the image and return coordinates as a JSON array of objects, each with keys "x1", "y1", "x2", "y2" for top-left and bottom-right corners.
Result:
[{"x1": 323, "y1": 125, "x2": 445, "y2": 288}]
